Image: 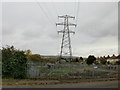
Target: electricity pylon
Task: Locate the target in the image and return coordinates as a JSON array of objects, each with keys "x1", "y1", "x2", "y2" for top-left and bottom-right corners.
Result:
[{"x1": 56, "y1": 15, "x2": 76, "y2": 62}]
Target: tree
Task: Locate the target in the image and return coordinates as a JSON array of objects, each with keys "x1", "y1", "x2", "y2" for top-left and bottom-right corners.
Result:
[
  {"x1": 115, "y1": 60, "x2": 120, "y2": 65},
  {"x1": 80, "y1": 57, "x2": 83, "y2": 61},
  {"x1": 100, "y1": 59, "x2": 107, "y2": 65},
  {"x1": 2, "y1": 46, "x2": 15, "y2": 63},
  {"x1": 86, "y1": 55, "x2": 96, "y2": 65},
  {"x1": 75, "y1": 58, "x2": 79, "y2": 62},
  {"x1": 28, "y1": 54, "x2": 42, "y2": 62},
  {"x1": 27, "y1": 54, "x2": 51, "y2": 62},
  {"x1": 94, "y1": 60, "x2": 99, "y2": 65},
  {"x1": 0, "y1": 49, "x2": 1, "y2": 61},
  {"x1": 107, "y1": 61, "x2": 110, "y2": 64},
  {"x1": 25, "y1": 49, "x2": 32, "y2": 56},
  {"x1": 2, "y1": 46, "x2": 27, "y2": 79}
]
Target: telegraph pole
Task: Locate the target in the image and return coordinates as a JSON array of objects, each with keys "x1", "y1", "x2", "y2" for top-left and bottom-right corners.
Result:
[{"x1": 56, "y1": 15, "x2": 76, "y2": 62}]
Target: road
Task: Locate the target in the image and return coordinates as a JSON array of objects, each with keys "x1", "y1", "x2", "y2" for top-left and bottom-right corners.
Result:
[{"x1": 3, "y1": 80, "x2": 118, "y2": 88}]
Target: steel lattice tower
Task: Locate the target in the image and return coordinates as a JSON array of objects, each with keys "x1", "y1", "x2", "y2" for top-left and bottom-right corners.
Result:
[{"x1": 56, "y1": 15, "x2": 76, "y2": 61}]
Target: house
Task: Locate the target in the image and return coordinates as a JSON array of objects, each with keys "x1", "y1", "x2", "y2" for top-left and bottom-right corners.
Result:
[
  {"x1": 106, "y1": 54, "x2": 119, "y2": 64},
  {"x1": 96, "y1": 54, "x2": 120, "y2": 64}
]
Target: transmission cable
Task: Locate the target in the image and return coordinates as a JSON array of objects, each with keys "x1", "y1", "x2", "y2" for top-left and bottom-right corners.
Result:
[
  {"x1": 35, "y1": 0, "x2": 55, "y2": 25},
  {"x1": 51, "y1": 1, "x2": 59, "y2": 17},
  {"x1": 76, "y1": 1, "x2": 80, "y2": 25},
  {"x1": 74, "y1": 1, "x2": 77, "y2": 18},
  {"x1": 44, "y1": 2, "x2": 57, "y2": 23}
]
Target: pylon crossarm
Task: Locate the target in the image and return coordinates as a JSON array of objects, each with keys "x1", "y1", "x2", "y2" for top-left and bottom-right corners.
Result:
[
  {"x1": 58, "y1": 15, "x2": 75, "y2": 19},
  {"x1": 57, "y1": 31, "x2": 64, "y2": 33},
  {"x1": 58, "y1": 15, "x2": 66, "y2": 18},
  {"x1": 56, "y1": 23, "x2": 76, "y2": 26},
  {"x1": 68, "y1": 23, "x2": 76, "y2": 27},
  {"x1": 56, "y1": 23, "x2": 65, "y2": 26},
  {"x1": 67, "y1": 15, "x2": 75, "y2": 19}
]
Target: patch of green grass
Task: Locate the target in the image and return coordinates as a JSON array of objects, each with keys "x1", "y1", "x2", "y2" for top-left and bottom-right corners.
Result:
[
  {"x1": 47, "y1": 68, "x2": 73, "y2": 76},
  {"x1": 37, "y1": 66, "x2": 47, "y2": 69}
]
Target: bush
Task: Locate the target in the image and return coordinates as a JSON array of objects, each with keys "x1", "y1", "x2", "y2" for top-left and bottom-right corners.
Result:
[
  {"x1": 2, "y1": 46, "x2": 27, "y2": 79},
  {"x1": 115, "y1": 60, "x2": 120, "y2": 65},
  {"x1": 100, "y1": 59, "x2": 107, "y2": 65}
]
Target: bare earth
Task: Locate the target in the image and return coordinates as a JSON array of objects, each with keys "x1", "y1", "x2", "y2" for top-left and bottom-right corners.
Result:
[{"x1": 3, "y1": 80, "x2": 118, "y2": 88}]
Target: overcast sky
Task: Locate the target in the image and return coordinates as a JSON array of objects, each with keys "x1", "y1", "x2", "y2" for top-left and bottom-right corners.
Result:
[{"x1": 2, "y1": 2, "x2": 118, "y2": 57}]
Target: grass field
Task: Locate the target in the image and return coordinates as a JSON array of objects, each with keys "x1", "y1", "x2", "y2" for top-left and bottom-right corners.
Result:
[{"x1": 27, "y1": 63, "x2": 119, "y2": 79}]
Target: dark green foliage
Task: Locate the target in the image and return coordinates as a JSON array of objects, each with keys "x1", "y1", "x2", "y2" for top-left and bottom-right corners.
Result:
[
  {"x1": 28, "y1": 54, "x2": 41, "y2": 61},
  {"x1": 115, "y1": 60, "x2": 120, "y2": 65},
  {"x1": 80, "y1": 57, "x2": 83, "y2": 61},
  {"x1": 100, "y1": 59, "x2": 107, "y2": 65},
  {"x1": 2, "y1": 46, "x2": 27, "y2": 79},
  {"x1": 0, "y1": 49, "x2": 1, "y2": 60},
  {"x1": 107, "y1": 61, "x2": 110, "y2": 64},
  {"x1": 86, "y1": 55, "x2": 96, "y2": 65},
  {"x1": 75, "y1": 58, "x2": 79, "y2": 62},
  {"x1": 27, "y1": 53, "x2": 57, "y2": 63}
]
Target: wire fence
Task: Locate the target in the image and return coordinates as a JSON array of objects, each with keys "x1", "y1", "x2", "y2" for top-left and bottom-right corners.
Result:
[{"x1": 27, "y1": 62, "x2": 119, "y2": 80}]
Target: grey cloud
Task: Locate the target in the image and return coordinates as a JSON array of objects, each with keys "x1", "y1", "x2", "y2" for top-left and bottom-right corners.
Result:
[
  {"x1": 76, "y1": 2, "x2": 117, "y2": 40},
  {"x1": 2, "y1": 2, "x2": 118, "y2": 57},
  {"x1": 22, "y1": 25, "x2": 44, "y2": 40}
]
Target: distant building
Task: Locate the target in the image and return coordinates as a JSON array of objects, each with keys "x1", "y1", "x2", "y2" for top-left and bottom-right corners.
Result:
[
  {"x1": 96, "y1": 54, "x2": 120, "y2": 64},
  {"x1": 107, "y1": 54, "x2": 119, "y2": 64}
]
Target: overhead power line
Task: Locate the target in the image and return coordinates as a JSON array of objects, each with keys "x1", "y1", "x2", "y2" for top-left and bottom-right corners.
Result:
[
  {"x1": 76, "y1": 1, "x2": 80, "y2": 24},
  {"x1": 35, "y1": 0, "x2": 55, "y2": 25},
  {"x1": 51, "y1": 2, "x2": 58, "y2": 17},
  {"x1": 74, "y1": 1, "x2": 77, "y2": 18}
]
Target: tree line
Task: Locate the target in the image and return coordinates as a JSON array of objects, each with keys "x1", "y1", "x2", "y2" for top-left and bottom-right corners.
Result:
[{"x1": 1, "y1": 45, "x2": 120, "y2": 79}]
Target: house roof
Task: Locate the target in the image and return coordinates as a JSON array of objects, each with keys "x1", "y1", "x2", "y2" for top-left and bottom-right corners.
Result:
[
  {"x1": 97, "y1": 54, "x2": 120, "y2": 60},
  {"x1": 116, "y1": 54, "x2": 120, "y2": 59}
]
